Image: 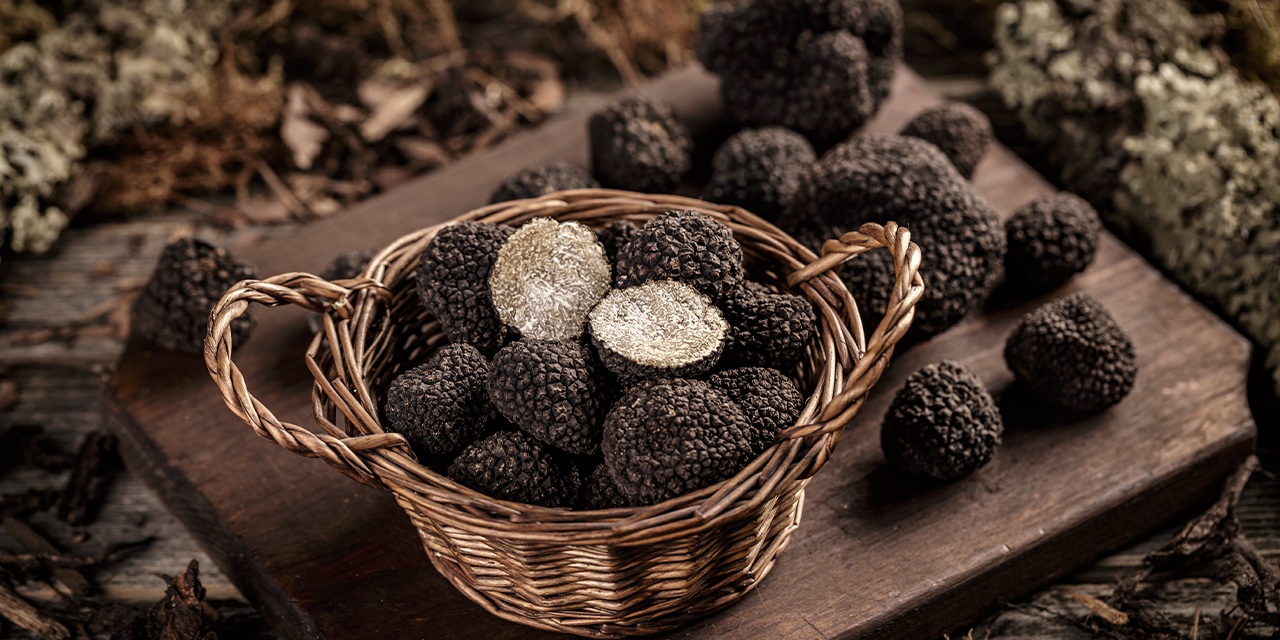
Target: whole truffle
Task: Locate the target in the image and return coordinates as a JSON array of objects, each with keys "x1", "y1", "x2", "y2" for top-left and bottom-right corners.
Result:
[
  {"x1": 309, "y1": 249, "x2": 377, "y2": 334},
  {"x1": 708, "y1": 367, "x2": 804, "y2": 456},
  {"x1": 614, "y1": 209, "x2": 744, "y2": 301},
  {"x1": 487, "y1": 339, "x2": 609, "y2": 455},
  {"x1": 900, "y1": 102, "x2": 994, "y2": 179},
  {"x1": 416, "y1": 221, "x2": 515, "y2": 355},
  {"x1": 589, "y1": 95, "x2": 692, "y2": 192},
  {"x1": 589, "y1": 280, "x2": 728, "y2": 380},
  {"x1": 602, "y1": 379, "x2": 755, "y2": 506},
  {"x1": 1004, "y1": 292, "x2": 1137, "y2": 412},
  {"x1": 577, "y1": 464, "x2": 632, "y2": 510},
  {"x1": 489, "y1": 161, "x2": 600, "y2": 204},
  {"x1": 703, "y1": 127, "x2": 817, "y2": 222},
  {"x1": 1004, "y1": 193, "x2": 1102, "y2": 293},
  {"x1": 384, "y1": 343, "x2": 495, "y2": 461},
  {"x1": 132, "y1": 237, "x2": 257, "y2": 354},
  {"x1": 594, "y1": 219, "x2": 639, "y2": 265},
  {"x1": 720, "y1": 280, "x2": 818, "y2": 369},
  {"x1": 448, "y1": 430, "x2": 581, "y2": 508},
  {"x1": 489, "y1": 218, "x2": 611, "y2": 341},
  {"x1": 881, "y1": 361, "x2": 1003, "y2": 481}
]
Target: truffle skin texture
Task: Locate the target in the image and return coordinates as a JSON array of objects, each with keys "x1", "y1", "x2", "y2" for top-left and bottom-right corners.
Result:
[
  {"x1": 615, "y1": 209, "x2": 744, "y2": 301},
  {"x1": 131, "y1": 237, "x2": 257, "y2": 354},
  {"x1": 703, "y1": 127, "x2": 817, "y2": 222},
  {"x1": 589, "y1": 95, "x2": 692, "y2": 192},
  {"x1": 416, "y1": 221, "x2": 516, "y2": 355},
  {"x1": 594, "y1": 219, "x2": 639, "y2": 265},
  {"x1": 1004, "y1": 292, "x2": 1137, "y2": 412},
  {"x1": 1003, "y1": 193, "x2": 1102, "y2": 293},
  {"x1": 708, "y1": 367, "x2": 803, "y2": 456},
  {"x1": 384, "y1": 343, "x2": 495, "y2": 461},
  {"x1": 489, "y1": 161, "x2": 600, "y2": 204},
  {"x1": 577, "y1": 464, "x2": 632, "y2": 510},
  {"x1": 720, "y1": 280, "x2": 818, "y2": 369},
  {"x1": 881, "y1": 361, "x2": 1003, "y2": 481},
  {"x1": 900, "y1": 102, "x2": 993, "y2": 179},
  {"x1": 448, "y1": 430, "x2": 581, "y2": 508},
  {"x1": 487, "y1": 339, "x2": 609, "y2": 455},
  {"x1": 602, "y1": 379, "x2": 755, "y2": 506}
]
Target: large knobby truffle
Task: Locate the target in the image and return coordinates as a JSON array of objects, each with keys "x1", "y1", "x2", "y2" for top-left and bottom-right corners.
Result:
[
  {"x1": 448, "y1": 430, "x2": 581, "y2": 508},
  {"x1": 416, "y1": 221, "x2": 515, "y2": 355},
  {"x1": 384, "y1": 343, "x2": 495, "y2": 461},
  {"x1": 720, "y1": 280, "x2": 818, "y2": 369},
  {"x1": 487, "y1": 339, "x2": 609, "y2": 455},
  {"x1": 589, "y1": 95, "x2": 692, "y2": 192},
  {"x1": 881, "y1": 361, "x2": 1003, "y2": 481},
  {"x1": 589, "y1": 281, "x2": 728, "y2": 380},
  {"x1": 708, "y1": 367, "x2": 804, "y2": 456},
  {"x1": 489, "y1": 218, "x2": 611, "y2": 341},
  {"x1": 594, "y1": 219, "x2": 639, "y2": 265},
  {"x1": 1004, "y1": 192, "x2": 1102, "y2": 293},
  {"x1": 576, "y1": 463, "x2": 632, "y2": 510},
  {"x1": 614, "y1": 209, "x2": 744, "y2": 301},
  {"x1": 131, "y1": 237, "x2": 257, "y2": 354},
  {"x1": 703, "y1": 127, "x2": 816, "y2": 222},
  {"x1": 1004, "y1": 292, "x2": 1138, "y2": 412},
  {"x1": 489, "y1": 161, "x2": 599, "y2": 204},
  {"x1": 900, "y1": 102, "x2": 994, "y2": 179}
]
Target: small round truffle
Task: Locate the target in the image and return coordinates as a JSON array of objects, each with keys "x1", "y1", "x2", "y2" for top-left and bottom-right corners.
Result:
[
  {"x1": 720, "y1": 280, "x2": 818, "y2": 369},
  {"x1": 900, "y1": 102, "x2": 993, "y2": 179},
  {"x1": 576, "y1": 463, "x2": 632, "y2": 510},
  {"x1": 589, "y1": 280, "x2": 728, "y2": 380},
  {"x1": 1004, "y1": 292, "x2": 1137, "y2": 412},
  {"x1": 448, "y1": 430, "x2": 581, "y2": 508},
  {"x1": 614, "y1": 209, "x2": 744, "y2": 301},
  {"x1": 594, "y1": 219, "x2": 639, "y2": 265},
  {"x1": 308, "y1": 249, "x2": 377, "y2": 334},
  {"x1": 880, "y1": 361, "x2": 1003, "y2": 481},
  {"x1": 384, "y1": 343, "x2": 496, "y2": 461},
  {"x1": 416, "y1": 221, "x2": 515, "y2": 355},
  {"x1": 589, "y1": 95, "x2": 692, "y2": 192},
  {"x1": 489, "y1": 218, "x2": 611, "y2": 341},
  {"x1": 487, "y1": 339, "x2": 609, "y2": 455},
  {"x1": 489, "y1": 161, "x2": 600, "y2": 204},
  {"x1": 703, "y1": 127, "x2": 817, "y2": 222},
  {"x1": 1003, "y1": 193, "x2": 1102, "y2": 293},
  {"x1": 602, "y1": 379, "x2": 755, "y2": 506},
  {"x1": 708, "y1": 367, "x2": 804, "y2": 456},
  {"x1": 131, "y1": 237, "x2": 257, "y2": 354}
]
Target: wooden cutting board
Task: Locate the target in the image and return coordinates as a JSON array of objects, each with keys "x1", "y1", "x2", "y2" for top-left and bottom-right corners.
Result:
[{"x1": 101, "y1": 63, "x2": 1256, "y2": 639}]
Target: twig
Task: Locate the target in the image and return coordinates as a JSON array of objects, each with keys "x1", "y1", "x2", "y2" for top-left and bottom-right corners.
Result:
[
  {"x1": 256, "y1": 160, "x2": 312, "y2": 220},
  {"x1": 1, "y1": 518, "x2": 92, "y2": 602},
  {"x1": 0, "y1": 583, "x2": 69, "y2": 640}
]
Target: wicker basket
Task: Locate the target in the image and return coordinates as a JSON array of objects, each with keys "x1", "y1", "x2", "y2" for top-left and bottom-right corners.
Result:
[{"x1": 204, "y1": 189, "x2": 922, "y2": 637}]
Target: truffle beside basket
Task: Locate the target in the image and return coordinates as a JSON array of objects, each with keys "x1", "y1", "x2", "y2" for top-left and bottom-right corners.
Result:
[{"x1": 204, "y1": 189, "x2": 922, "y2": 638}]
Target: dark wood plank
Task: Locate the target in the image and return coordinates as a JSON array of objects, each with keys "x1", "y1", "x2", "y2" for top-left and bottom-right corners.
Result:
[{"x1": 100, "y1": 63, "x2": 1256, "y2": 640}]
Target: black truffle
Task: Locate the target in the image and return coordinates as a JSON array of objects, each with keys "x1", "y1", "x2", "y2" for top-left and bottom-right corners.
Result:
[
  {"x1": 614, "y1": 209, "x2": 744, "y2": 301},
  {"x1": 900, "y1": 102, "x2": 993, "y2": 179},
  {"x1": 131, "y1": 237, "x2": 257, "y2": 354},
  {"x1": 576, "y1": 464, "x2": 632, "y2": 510},
  {"x1": 602, "y1": 379, "x2": 755, "y2": 505},
  {"x1": 589, "y1": 281, "x2": 728, "y2": 380},
  {"x1": 1003, "y1": 193, "x2": 1102, "y2": 293},
  {"x1": 448, "y1": 430, "x2": 581, "y2": 508},
  {"x1": 416, "y1": 221, "x2": 515, "y2": 355},
  {"x1": 703, "y1": 127, "x2": 817, "y2": 222},
  {"x1": 720, "y1": 280, "x2": 818, "y2": 369},
  {"x1": 309, "y1": 249, "x2": 377, "y2": 334},
  {"x1": 489, "y1": 161, "x2": 600, "y2": 204},
  {"x1": 708, "y1": 367, "x2": 804, "y2": 456},
  {"x1": 1004, "y1": 292, "x2": 1137, "y2": 412},
  {"x1": 384, "y1": 343, "x2": 496, "y2": 461},
  {"x1": 594, "y1": 219, "x2": 639, "y2": 265},
  {"x1": 880, "y1": 361, "x2": 1003, "y2": 481},
  {"x1": 487, "y1": 339, "x2": 609, "y2": 455},
  {"x1": 588, "y1": 95, "x2": 692, "y2": 192}
]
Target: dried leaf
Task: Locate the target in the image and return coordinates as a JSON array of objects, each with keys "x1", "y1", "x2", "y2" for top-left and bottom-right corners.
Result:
[
  {"x1": 505, "y1": 50, "x2": 564, "y2": 113},
  {"x1": 393, "y1": 136, "x2": 450, "y2": 167},
  {"x1": 360, "y1": 82, "x2": 431, "y2": 142},
  {"x1": 281, "y1": 84, "x2": 329, "y2": 171}
]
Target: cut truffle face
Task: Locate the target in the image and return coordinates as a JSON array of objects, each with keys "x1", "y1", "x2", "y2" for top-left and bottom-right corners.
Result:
[
  {"x1": 602, "y1": 378, "x2": 755, "y2": 506},
  {"x1": 131, "y1": 237, "x2": 257, "y2": 354},
  {"x1": 614, "y1": 209, "x2": 744, "y2": 301},
  {"x1": 415, "y1": 221, "x2": 515, "y2": 355},
  {"x1": 447, "y1": 430, "x2": 582, "y2": 508},
  {"x1": 489, "y1": 161, "x2": 600, "y2": 204},
  {"x1": 708, "y1": 367, "x2": 804, "y2": 456},
  {"x1": 703, "y1": 126, "x2": 817, "y2": 222},
  {"x1": 486, "y1": 339, "x2": 609, "y2": 455},
  {"x1": 588, "y1": 280, "x2": 728, "y2": 380},
  {"x1": 880, "y1": 361, "x2": 1003, "y2": 481},
  {"x1": 1004, "y1": 192, "x2": 1102, "y2": 293},
  {"x1": 900, "y1": 102, "x2": 994, "y2": 179},
  {"x1": 588, "y1": 95, "x2": 692, "y2": 192},
  {"x1": 383, "y1": 343, "x2": 495, "y2": 461},
  {"x1": 576, "y1": 463, "x2": 632, "y2": 510},
  {"x1": 489, "y1": 218, "x2": 611, "y2": 341},
  {"x1": 1004, "y1": 292, "x2": 1137, "y2": 412},
  {"x1": 720, "y1": 280, "x2": 818, "y2": 369}
]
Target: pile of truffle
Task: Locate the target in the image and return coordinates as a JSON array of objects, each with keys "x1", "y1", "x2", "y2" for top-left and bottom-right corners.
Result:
[{"x1": 386, "y1": 210, "x2": 819, "y2": 509}]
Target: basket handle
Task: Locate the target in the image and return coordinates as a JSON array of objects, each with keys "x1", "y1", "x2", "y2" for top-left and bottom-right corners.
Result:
[{"x1": 204, "y1": 272, "x2": 402, "y2": 490}]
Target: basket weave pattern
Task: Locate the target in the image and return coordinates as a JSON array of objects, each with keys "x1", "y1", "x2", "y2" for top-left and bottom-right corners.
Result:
[{"x1": 205, "y1": 189, "x2": 923, "y2": 637}]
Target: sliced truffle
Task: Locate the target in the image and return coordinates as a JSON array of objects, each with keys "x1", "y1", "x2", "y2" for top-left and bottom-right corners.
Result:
[
  {"x1": 880, "y1": 361, "x2": 1003, "y2": 481},
  {"x1": 1003, "y1": 192, "x2": 1102, "y2": 293},
  {"x1": 1004, "y1": 292, "x2": 1137, "y2": 412},
  {"x1": 900, "y1": 102, "x2": 993, "y2": 179},
  {"x1": 576, "y1": 464, "x2": 632, "y2": 510},
  {"x1": 614, "y1": 209, "x2": 744, "y2": 301},
  {"x1": 708, "y1": 367, "x2": 804, "y2": 456},
  {"x1": 487, "y1": 339, "x2": 609, "y2": 455},
  {"x1": 384, "y1": 343, "x2": 495, "y2": 461},
  {"x1": 720, "y1": 280, "x2": 818, "y2": 369},
  {"x1": 132, "y1": 237, "x2": 257, "y2": 354},
  {"x1": 489, "y1": 218, "x2": 611, "y2": 341},
  {"x1": 594, "y1": 219, "x2": 639, "y2": 265},
  {"x1": 589, "y1": 281, "x2": 728, "y2": 380},
  {"x1": 602, "y1": 378, "x2": 755, "y2": 505},
  {"x1": 448, "y1": 430, "x2": 581, "y2": 508},
  {"x1": 588, "y1": 95, "x2": 692, "y2": 192},
  {"x1": 703, "y1": 126, "x2": 817, "y2": 222},
  {"x1": 489, "y1": 161, "x2": 600, "y2": 204},
  {"x1": 416, "y1": 221, "x2": 515, "y2": 355}
]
